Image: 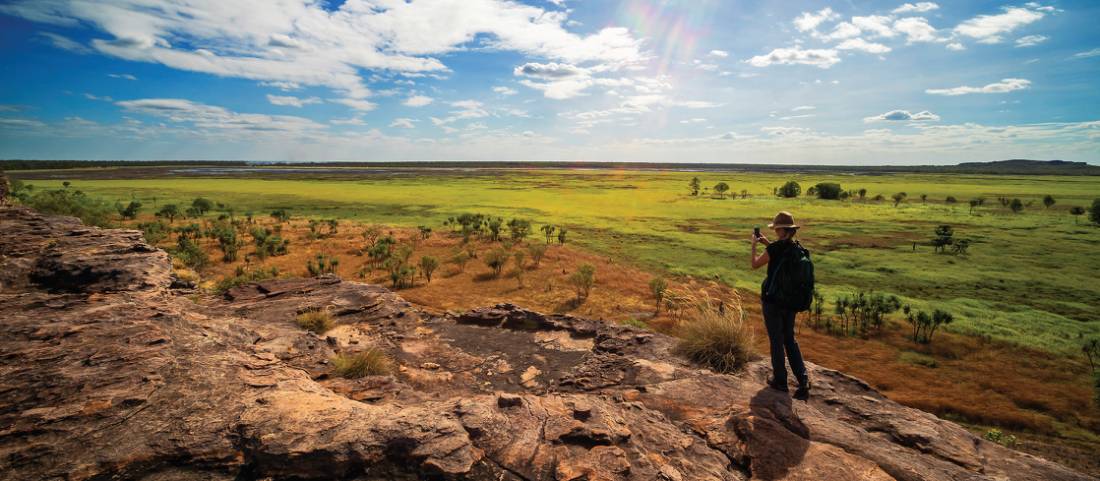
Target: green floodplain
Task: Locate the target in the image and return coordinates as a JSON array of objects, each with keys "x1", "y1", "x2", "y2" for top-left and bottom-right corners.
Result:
[{"x1": 14, "y1": 166, "x2": 1100, "y2": 355}]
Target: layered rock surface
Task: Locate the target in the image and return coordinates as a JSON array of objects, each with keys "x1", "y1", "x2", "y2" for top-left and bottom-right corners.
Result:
[{"x1": 0, "y1": 205, "x2": 1094, "y2": 481}]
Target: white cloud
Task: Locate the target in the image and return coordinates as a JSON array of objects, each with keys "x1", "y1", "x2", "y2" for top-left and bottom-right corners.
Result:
[
  {"x1": 792, "y1": 105, "x2": 816, "y2": 112},
  {"x1": 2, "y1": 0, "x2": 646, "y2": 99},
  {"x1": 708, "y1": 49, "x2": 729, "y2": 58},
  {"x1": 679, "y1": 118, "x2": 707, "y2": 124},
  {"x1": 266, "y1": 94, "x2": 321, "y2": 107},
  {"x1": 514, "y1": 62, "x2": 586, "y2": 78},
  {"x1": 1015, "y1": 35, "x2": 1048, "y2": 47},
  {"x1": 513, "y1": 62, "x2": 602, "y2": 99},
  {"x1": 0, "y1": 118, "x2": 47, "y2": 129},
  {"x1": 794, "y1": 8, "x2": 840, "y2": 32},
  {"x1": 864, "y1": 109, "x2": 940, "y2": 122},
  {"x1": 389, "y1": 118, "x2": 417, "y2": 129},
  {"x1": 403, "y1": 95, "x2": 433, "y2": 107},
  {"x1": 1072, "y1": 48, "x2": 1100, "y2": 59},
  {"x1": 954, "y1": 7, "x2": 1045, "y2": 44},
  {"x1": 926, "y1": 78, "x2": 1031, "y2": 96},
  {"x1": 892, "y1": 3, "x2": 939, "y2": 14},
  {"x1": 821, "y1": 22, "x2": 861, "y2": 40},
  {"x1": 493, "y1": 86, "x2": 518, "y2": 96},
  {"x1": 330, "y1": 98, "x2": 378, "y2": 111},
  {"x1": 84, "y1": 93, "x2": 113, "y2": 102},
  {"x1": 893, "y1": 17, "x2": 940, "y2": 43},
  {"x1": 330, "y1": 116, "x2": 366, "y2": 126},
  {"x1": 36, "y1": 32, "x2": 90, "y2": 54},
  {"x1": 836, "y1": 38, "x2": 891, "y2": 54},
  {"x1": 108, "y1": 73, "x2": 137, "y2": 80},
  {"x1": 946, "y1": 42, "x2": 966, "y2": 51},
  {"x1": 747, "y1": 47, "x2": 840, "y2": 68},
  {"x1": 431, "y1": 100, "x2": 489, "y2": 125},
  {"x1": 852, "y1": 16, "x2": 897, "y2": 38},
  {"x1": 260, "y1": 81, "x2": 302, "y2": 91},
  {"x1": 115, "y1": 98, "x2": 324, "y2": 135}
]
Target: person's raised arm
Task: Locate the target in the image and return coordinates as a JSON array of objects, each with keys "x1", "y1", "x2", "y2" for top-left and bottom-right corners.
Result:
[{"x1": 751, "y1": 234, "x2": 770, "y2": 269}]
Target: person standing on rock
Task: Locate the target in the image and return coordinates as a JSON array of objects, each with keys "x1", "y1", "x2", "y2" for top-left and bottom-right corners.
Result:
[{"x1": 751, "y1": 211, "x2": 814, "y2": 400}]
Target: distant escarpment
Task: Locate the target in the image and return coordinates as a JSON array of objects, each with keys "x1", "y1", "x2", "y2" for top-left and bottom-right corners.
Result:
[{"x1": 0, "y1": 204, "x2": 1094, "y2": 481}]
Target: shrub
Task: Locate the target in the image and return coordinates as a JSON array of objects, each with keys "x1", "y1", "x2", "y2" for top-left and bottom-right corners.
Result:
[
  {"x1": 649, "y1": 277, "x2": 668, "y2": 314},
  {"x1": 540, "y1": 224, "x2": 557, "y2": 244},
  {"x1": 172, "y1": 237, "x2": 209, "y2": 270},
  {"x1": 331, "y1": 348, "x2": 395, "y2": 378},
  {"x1": 419, "y1": 256, "x2": 439, "y2": 283},
  {"x1": 1070, "y1": 206, "x2": 1086, "y2": 224},
  {"x1": 1010, "y1": 198, "x2": 1024, "y2": 214},
  {"x1": 568, "y1": 264, "x2": 596, "y2": 301},
  {"x1": 156, "y1": 204, "x2": 181, "y2": 223},
  {"x1": 507, "y1": 218, "x2": 531, "y2": 242},
  {"x1": 270, "y1": 209, "x2": 291, "y2": 223},
  {"x1": 295, "y1": 309, "x2": 335, "y2": 334},
  {"x1": 713, "y1": 182, "x2": 730, "y2": 197},
  {"x1": 451, "y1": 250, "x2": 471, "y2": 272},
  {"x1": 191, "y1": 197, "x2": 214, "y2": 215},
  {"x1": 484, "y1": 248, "x2": 509, "y2": 277},
  {"x1": 945, "y1": 196, "x2": 957, "y2": 204},
  {"x1": 983, "y1": 429, "x2": 1018, "y2": 448},
  {"x1": 116, "y1": 200, "x2": 142, "y2": 220},
  {"x1": 214, "y1": 266, "x2": 280, "y2": 293},
  {"x1": 892, "y1": 192, "x2": 908, "y2": 207},
  {"x1": 621, "y1": 318, "x2": 649, "y2": 330},
  {"x1": 557, "y1": 226, "x2": 568, "y2": 245},
  {"x1": 904, "y1": 306, "x2": 954, "y2": 344},
  {"x1": 899, "y1": 351, "x2": 937, "y2": 368},
  {"x1": 138, "y1": 220, "x2": 170, "y2": 245},
  {"x1": 23, "y1": 187, "x2": 115, "y2": 227},
  {"x1": 527, "y1": 243, "x2": 547, "y2": 267},
  {"x1": 306, "y1": 254, "x2": 339, "y2": 276},
  {"x1": 777, "y1": 180, "x2": 801, "y2": 198},
  {"x1": 673, "y1": 290, "x2": 754, "y2": 373},
  {"x1": 1091, "y1": 199, "x2": 1100, "y2": 225},
  {"x1": 813, "y1": 182, "x2": 842, "y2": 200}
]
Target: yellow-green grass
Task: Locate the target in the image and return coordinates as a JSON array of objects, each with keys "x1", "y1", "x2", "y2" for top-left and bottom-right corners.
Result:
[{"x1": 18, "y1": 168, "x2": 1100, "y2": 354}]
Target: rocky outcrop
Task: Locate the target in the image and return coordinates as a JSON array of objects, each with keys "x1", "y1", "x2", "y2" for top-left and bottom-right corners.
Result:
[{"x1": 0, "y1": 204, "x2": 1094, "y2": 481}]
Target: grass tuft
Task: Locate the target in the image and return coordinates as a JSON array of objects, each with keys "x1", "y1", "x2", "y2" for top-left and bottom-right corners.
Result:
[
  {"x1": 295, "y1": 309, "x2": 334, "y2": 334},
  {"x1": 331, "y1": 348, "x2": 395, "y2": 378},
  {"x1": 671, "y1": 288, "x2": 755, "y2": 374}
]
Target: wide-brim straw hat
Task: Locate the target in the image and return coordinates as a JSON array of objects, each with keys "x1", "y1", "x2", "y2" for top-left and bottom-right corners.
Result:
[{"x1": 767, "y1": 211, "x2": 799, "y2": 229}]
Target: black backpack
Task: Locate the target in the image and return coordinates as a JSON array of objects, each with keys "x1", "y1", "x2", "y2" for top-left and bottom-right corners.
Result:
[{"x1": 763, "y1": 241, "x2": 815, "y2": 312}]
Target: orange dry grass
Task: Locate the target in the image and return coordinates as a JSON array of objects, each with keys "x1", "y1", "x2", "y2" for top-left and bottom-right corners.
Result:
[{"x1": 136, "y1": 216, "x2": 1097, "y2": 456}]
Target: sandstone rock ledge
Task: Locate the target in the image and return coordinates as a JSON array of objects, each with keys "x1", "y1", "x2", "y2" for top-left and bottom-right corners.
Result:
[{"x1": 0, "y1": 205, "x2": 1093, "y2": 481}]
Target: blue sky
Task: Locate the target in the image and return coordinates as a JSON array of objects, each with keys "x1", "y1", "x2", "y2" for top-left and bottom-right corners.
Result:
[{"x1": 0, "y1": 0, "x2": 1097, "y2": 164}]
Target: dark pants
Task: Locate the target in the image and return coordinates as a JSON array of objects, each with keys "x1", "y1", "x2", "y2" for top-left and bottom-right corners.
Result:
[{"x1": 762, "y1": 301, "x2": 808, "y2": 387}]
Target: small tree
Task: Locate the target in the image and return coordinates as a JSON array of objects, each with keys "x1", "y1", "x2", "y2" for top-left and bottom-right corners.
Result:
[
  {"x1": 1090, "y1": 199, "x2": 1100, "y2": 225},
  {"x1": 1070, "y1": 206, "x2": 1086, "y2": 224},
  {"x1": 1083, "y1": 339, "x2": 1100, "y2": 372},
  {"x1": 557, "y1": 226, "x2": 568, "y2": 245},
  {"x1": 945, "y1": 196, "x2": 957, "y2": 204},
  {"x1": 713, "y1": 182, "x2": 730, "y2": 198},
  {"x1": 540, "y1": 224, "x2": 556, "y2": 244},
  {"x1": 689, "y1": 177, "x2": 701, "y2": 196},
  {"x1": 920, "y1": 194, "x2": 927, "y2": 203},
  {"x1": 484, "y1": 248, "x2": 509, "y2": 277},
  {"x1": 156, "y1": 204, "x2": 180, "y2": 223},
  {"x1": 649, "y1": 277, "x2": 668, "y2": 314},
  {"x1": 270, "y1": 209, "x2": 291, "y2": 223},
  {"x1": 116, "y1": 200, "x2": 142, "y2": 220},
  {"x1": 777, "y1": 181, "x2": 801, "y2": 198},
  {"x1": 507, "y1": 218, "x2": 531, "y2": 242},
  {"x1": 418, "y1": 225, "x2": 432, "y2": 240},
  {"x1": 892, "y1": 192, "x2": 908, "y2": 207},
  {"x1": 418, "y1": 256, "x2": 439, "y2": 283},
  {"x1": 569, "y1": 264, "x2": 596, "y2": 301},
  {"x1": 1010, "y1": 198, "x2": 1024, "y2": 214},
  {"x1": 813, "y1": 182, "x2": 842, "y2": 200},
  {"x1": 451, "y1": 250, "x2": 471, "y2": 272},
  {"x1": 191, "y1": 197, "x2": 214, "y2": 216},
  {"x1": 857, "y1": 188, "x2": 867, "y2": 200},
  {"x1": 968, "y1": 199, "x2": 980, "y2": 214},
  {"x1": 528, "y1": 243, "x2": 547, "y2": 267},
  {"x1": 932, "y1": 224, "x2": 954, "y2": 253},
  {"x1": 1043, "y1": 195, "x2": 1056, "y2": 209}
]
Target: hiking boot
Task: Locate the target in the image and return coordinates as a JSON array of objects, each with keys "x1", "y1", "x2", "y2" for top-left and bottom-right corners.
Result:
[
  {"x1": 767, "y1": 377, "x2": 788, "y2": 393},
  {"x1": 794, "y1": 381, "x2": 811, "y2": 401}
]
